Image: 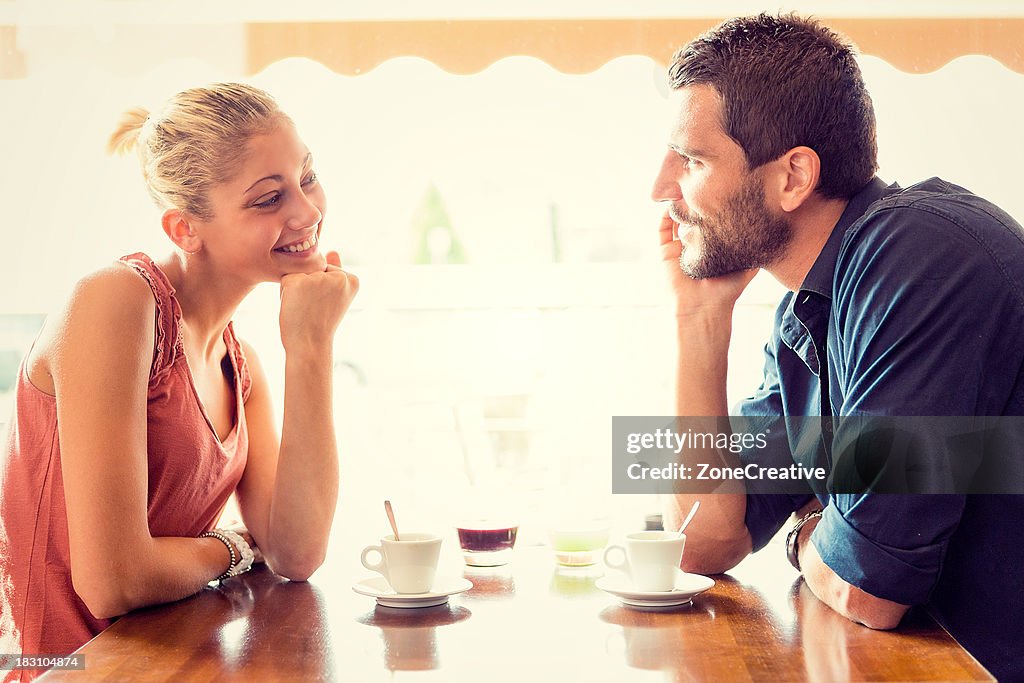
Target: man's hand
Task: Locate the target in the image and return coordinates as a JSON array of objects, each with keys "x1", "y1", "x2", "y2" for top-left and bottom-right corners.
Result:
[{"x1": 658, "y1": 210, "x2": 758, "y2": 317}]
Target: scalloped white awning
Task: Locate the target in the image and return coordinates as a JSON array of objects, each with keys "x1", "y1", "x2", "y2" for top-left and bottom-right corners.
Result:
[
  {"x1": 3, "y1": 15, "x2": 1024, "y2": 80},
  {"x1": 244, "y1": 18, "x2": 1024, "y2": 76}
]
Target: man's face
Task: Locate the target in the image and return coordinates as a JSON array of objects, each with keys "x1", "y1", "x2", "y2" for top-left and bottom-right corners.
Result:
[{"x1": 652, "y1": 85, "x2": 792, "y2": 279}]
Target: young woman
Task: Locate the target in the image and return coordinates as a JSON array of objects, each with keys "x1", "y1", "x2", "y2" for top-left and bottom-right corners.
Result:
[{"x1": 0, "y1": 83, "x2": 358, "y2": 676}]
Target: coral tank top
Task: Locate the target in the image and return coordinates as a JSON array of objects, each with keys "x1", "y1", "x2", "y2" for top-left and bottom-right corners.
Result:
[{"x1": 0, "y1": 253, "x2": 250, "y2": 681}]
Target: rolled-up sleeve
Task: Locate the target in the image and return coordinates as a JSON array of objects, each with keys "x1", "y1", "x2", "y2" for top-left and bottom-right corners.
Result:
[
  {"x1": 737, "y1": 303, "x2": 815, "y2": 551},
  {"x1": 813, "y1": 206, "x2": 1017, "y2": 604},
  {"x1": 811, "y1": 494, "x2": 965, "y2": 604}
]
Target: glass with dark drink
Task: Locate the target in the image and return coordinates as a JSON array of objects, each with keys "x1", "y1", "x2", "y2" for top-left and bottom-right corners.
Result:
[{"x1": 456, "y1": 521, "x2": 519, "y2": 566}]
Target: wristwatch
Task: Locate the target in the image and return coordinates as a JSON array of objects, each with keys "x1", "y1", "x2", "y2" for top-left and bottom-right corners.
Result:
[{"x1": 785, "y1": 508, "x2": 823, "y2": 572}]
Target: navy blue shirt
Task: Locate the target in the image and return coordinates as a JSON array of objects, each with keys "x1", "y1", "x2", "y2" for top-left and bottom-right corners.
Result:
[{"x1": 737, "y1": 177, "x2": 1024, "y2": 680}]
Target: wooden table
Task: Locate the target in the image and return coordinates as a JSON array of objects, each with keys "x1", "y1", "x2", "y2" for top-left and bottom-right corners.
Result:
[{"x1": 40, "y1": 534, "x2": 991, "y2": 682}]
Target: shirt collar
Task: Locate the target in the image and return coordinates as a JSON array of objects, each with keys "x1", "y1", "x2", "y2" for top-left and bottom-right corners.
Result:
[
  {"x1": 799, "y1": 176, "x2": 893, "y2": 300},
  {"x1": 780, "y1": 176, "x2": 894, "y2": 378}
]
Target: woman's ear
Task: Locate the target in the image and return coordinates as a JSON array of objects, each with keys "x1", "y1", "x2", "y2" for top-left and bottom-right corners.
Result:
[
  {"x1": 775, "y1": 146, "x2": 821, "y2": 213},
  {"x1": 161, "y1": 209, "x2": 203, "y2": 254}
]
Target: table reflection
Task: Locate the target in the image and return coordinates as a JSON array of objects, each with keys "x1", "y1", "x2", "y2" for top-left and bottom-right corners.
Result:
[
  {"x1": 549, "y1": 564, "x2": 603, "y2": 598},
  {"x1": 48, "y1": 544, "x2": 992, "y2": 682},
  {"x1": 356, "y1": 604, "x2": 471, "y2": 672},
  {"x1": 208, "y1": 575, "x2": 335, "y2": 680},
  {"x1": 461, "y1": 565, "x2": 516, "y2": 599},
  {"x1": 790, "y1": 580, "x2": 851, "y2": 682},
  {"x1": 600, "y1": 597, "x2": 717, "y2": 680}
]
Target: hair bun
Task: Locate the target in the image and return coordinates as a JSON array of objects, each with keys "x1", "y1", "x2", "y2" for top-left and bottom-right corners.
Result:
[{"x1": 107, "y1": 106, "x2": 150, "y2": 156}]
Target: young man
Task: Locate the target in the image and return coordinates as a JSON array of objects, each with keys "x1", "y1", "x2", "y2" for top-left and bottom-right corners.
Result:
[{"x1": 654, "y1": 14, "x2": 1023, "y2": 680}]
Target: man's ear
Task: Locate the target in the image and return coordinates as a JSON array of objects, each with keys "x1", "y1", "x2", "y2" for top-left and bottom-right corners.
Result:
[
  {"x1": 161, "y1": 209, "x2": 202, "y2": 254},
  {"x1": 773, "y1": 146, "x2": 820, "y2": 213}
]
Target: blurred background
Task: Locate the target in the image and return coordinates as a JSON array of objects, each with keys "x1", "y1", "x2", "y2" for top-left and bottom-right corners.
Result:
[{"x1": 2, "y1": 1, "x2": 1023, "y2": 542}]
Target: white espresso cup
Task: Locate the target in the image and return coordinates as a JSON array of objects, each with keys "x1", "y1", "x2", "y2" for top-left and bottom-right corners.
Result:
[
  {"x1": 603, "y1": 531, "x2": 685, "y2": 592},
  {"x1": 361, "y1": 533, "x2": 442, "y2": 594}
]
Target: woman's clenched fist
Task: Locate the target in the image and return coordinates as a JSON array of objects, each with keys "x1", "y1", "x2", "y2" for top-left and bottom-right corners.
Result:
[{"x1": 279, "y1": 250, "x2": 359, "y2": 355}]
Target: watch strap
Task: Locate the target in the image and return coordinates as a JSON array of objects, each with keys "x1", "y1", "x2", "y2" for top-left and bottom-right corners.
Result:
[{"x1": 785, "y1": 508, "x2": 824, "y2": 572}]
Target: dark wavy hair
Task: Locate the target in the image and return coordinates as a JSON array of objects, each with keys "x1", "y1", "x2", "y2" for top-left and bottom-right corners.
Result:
[{"x1": 669, "y1": 13, "x2": 878, "y2": 199}]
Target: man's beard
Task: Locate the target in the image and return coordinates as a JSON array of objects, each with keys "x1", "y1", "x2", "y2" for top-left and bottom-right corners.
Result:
[{"x1": 673, "y1": 178, "x2": 792, "y2": 279}]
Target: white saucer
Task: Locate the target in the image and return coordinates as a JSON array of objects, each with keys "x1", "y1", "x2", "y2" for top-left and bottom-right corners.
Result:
[
  {"x1": 352, "y1": 576, "x2": 473, "y2": 608},
  {"x1": 595, "y1": 570, "x2": 714, "y2": 609}
]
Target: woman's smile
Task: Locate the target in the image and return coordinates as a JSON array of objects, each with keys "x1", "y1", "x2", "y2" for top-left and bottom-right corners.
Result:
[{"x1": 274, "y1": 228, "x2": 320, "y2": 256}]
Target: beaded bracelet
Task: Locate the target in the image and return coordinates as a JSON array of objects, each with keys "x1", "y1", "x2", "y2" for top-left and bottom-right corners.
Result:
[
  {"x1": 218, "y1": 529, "x2": 255, "y2": 577},
  {"x1": 201, "y1": 529, "x2": 254, "y2": 581}
]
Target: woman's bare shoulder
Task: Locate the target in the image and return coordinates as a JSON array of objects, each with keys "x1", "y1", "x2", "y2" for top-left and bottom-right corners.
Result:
[
  {"x1": 59, "y1": 261, "x2": 155, "y2": 329},
  {"x1": 29, "y1": 262, "x2": 157, "y2": 392}
]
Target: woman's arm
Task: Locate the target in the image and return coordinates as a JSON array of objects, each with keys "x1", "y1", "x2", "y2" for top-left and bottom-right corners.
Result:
[
  {"x1": 232, "y1": 340, "x2": 335, "y2": 580},
  {"x1": 233, "y1": 252, "x2": 358, "y2": 580},
  {"x1": 52, "y1": 266, "x2": 237, "y2": 619}
]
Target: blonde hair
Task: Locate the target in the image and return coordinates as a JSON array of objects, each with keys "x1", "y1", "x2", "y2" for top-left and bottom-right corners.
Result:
[{"x1": 108, "y1": 83, "x2": 288, "y2": 220}]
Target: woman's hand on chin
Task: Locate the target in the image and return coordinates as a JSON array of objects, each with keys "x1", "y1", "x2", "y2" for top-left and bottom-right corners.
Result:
[{"x1": 278, "y1": 250, "x2": 359, "y2": 356}]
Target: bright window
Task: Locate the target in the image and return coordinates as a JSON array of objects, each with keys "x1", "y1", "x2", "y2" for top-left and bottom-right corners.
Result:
[{"x1": 2, "y1": 10, "x2": 1023, "y2": 535}]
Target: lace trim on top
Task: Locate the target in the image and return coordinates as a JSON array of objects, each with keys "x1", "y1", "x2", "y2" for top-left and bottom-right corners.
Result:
[
  {"x1": 119, "y1": 253, "x2": 184, "y2": 385},
  {"x1": 224, "y1": 321, "x2": 253, "y2": 403},
  {"x1": 118, "y1": 252, "x2": 251, "y2": 401}
]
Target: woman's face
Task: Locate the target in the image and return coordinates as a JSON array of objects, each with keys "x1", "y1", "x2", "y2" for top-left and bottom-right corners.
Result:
[{"x1": 194, "y1": 120, "x2": 328, "y2": 283}]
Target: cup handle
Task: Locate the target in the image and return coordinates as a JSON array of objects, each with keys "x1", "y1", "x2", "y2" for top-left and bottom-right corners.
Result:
[
  {"x1": 361, "y1": 545, "x2": 386, "y2": 576},
  {"x1": 603, "y1": 544, "x2": 628, "y2": 571}
]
